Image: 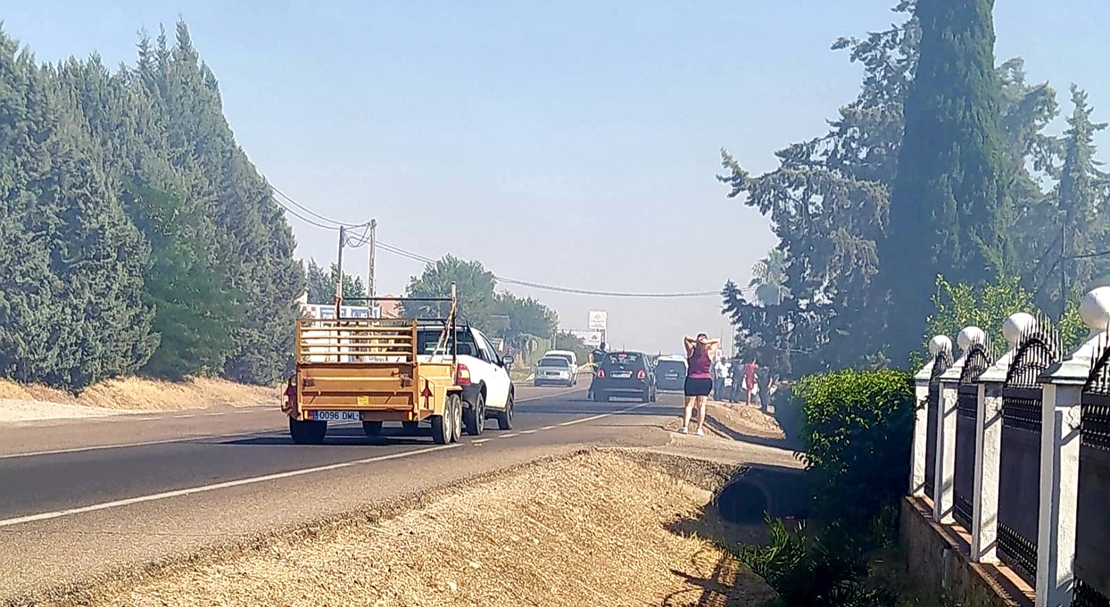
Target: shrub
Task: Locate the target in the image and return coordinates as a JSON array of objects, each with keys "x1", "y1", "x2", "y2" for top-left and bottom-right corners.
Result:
[{"x1": 793, "y1": 368, "x2": 915, "y2": 530}]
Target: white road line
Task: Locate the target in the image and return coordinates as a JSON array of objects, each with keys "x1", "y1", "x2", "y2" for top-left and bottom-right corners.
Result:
[
  {"x1": 515, "y1": 388, "x2": 583, "y2": 403},
  {"x1": 0, "y1": 430, "x2": 269, "y2": 461},
  {"x1": 539, "y1": 425, "x2": 557, "y2": 431},
  {"x1": 500, "y1": 433, "x2": 519, "y2": 438},
  {"x1": 471, "y1": 439, "x2": 491, "y2": 445},
  {"x1": 0, "y1": 387, "x2": 583, "y2": 460},
  {"x1": 0, "y1": 444, "x2": 461, "y2": 529},
  {"x1": 556, "y1": 401, "x2": 653, "y2": 427},
  {"x1": 518, "y1": 429, "x2": 537, "y2": 435}
]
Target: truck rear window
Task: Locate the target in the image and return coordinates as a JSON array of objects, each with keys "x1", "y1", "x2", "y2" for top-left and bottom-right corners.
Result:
[
  {"x1": 416, "y1": 329, "x2": 479, "y2": 357},
  {"x1": 538, "y1": 358, "x2": 569, "y2": 368}
]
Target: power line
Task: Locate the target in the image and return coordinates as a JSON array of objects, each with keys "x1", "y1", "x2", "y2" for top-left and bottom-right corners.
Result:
[
  {"x1": 269, "y1": 185, "x2": 741, "y2": 299},
  {"x1": 376, "y1": 240, "x2": 728, "y2": 299},
  {"x1": 270, "y1": 186, "x2": 368, "y2": 229}
]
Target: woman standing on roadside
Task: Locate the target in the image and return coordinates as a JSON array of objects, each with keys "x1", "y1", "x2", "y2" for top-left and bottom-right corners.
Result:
[{"x1": 681, "y1": 333, "x2": 719, "y2": 436}]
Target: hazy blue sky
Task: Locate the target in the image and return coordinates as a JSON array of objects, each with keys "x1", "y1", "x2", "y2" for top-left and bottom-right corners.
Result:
[{"x1": 4, "y1": 1, "x2": 1108, "y2": 356}]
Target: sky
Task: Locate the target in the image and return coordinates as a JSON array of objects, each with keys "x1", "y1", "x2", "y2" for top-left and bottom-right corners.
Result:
[{"x1": 4, "y1": 1, "x2": 1109, "y2": 356}]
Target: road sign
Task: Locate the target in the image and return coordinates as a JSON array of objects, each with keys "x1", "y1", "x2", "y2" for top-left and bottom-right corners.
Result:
[
  {"x1": 571, "y1": 330, "x2": 603, "y2": 347},
  {"x1": 588, "y1": 310, "x2": 607, "y2": 331}
]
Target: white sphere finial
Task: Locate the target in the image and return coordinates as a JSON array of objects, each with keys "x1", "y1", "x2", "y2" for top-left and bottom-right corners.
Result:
[
  {"x1": 1002, "y1": 312, "x2": 1035, "y2": 346},
  {"x1": 1080, "y1": 287, "x2": 1110, "y2": 332},
  {"x1": 957, "y1": 326, "x2": 986, "y2": 352},
  {"x1": 928, "y1": 335, "x2": 953, "y2": 357}
]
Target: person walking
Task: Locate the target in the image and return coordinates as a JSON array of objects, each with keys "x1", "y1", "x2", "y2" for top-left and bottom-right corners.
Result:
[
  {"x1": 728, "y1": 356, "x2": 744, "y2": 402},
  {"x1": 743, "y1": 358, "x2": 760, "y2": 407},
  {"x1": 711, "y1": 356, "x2": 729, "y2": 401},
  {"x1": 681, "y1": 333, "x2": 719, "y2": 436}
]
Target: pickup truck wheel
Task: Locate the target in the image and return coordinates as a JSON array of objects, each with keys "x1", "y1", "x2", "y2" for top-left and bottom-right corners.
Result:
[
  {"x1": 289, "y1": 418, "x2": 327, "y2": 445},
  {"x1": 431, "y1": 395, "x2": 460, "y2": 445},
  {"x1": 496, "y1": 391, "x2": 514, "y2": 430},
  {"x1": 362, "y1": 421, "x2": 383, "y2": 437},
  {"x1": 464, "y1": 393, "x2": 485, "y2": 436}
]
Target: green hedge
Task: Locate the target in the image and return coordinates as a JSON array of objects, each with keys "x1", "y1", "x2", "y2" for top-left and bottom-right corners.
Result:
[{"x1": 794, "y1": 368, "x2": 915, "y2": 529}]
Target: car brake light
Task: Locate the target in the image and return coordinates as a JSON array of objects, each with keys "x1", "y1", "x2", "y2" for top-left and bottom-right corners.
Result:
[
  {"x1": 636, "y1": 369, "x2": 646, "y2": 380},
  {"x1": 456, "y1": 363, "x2": 471, "y2": 385},
  {"x1": 596, "y1": 369, "x2": 606, "y2": 379}
]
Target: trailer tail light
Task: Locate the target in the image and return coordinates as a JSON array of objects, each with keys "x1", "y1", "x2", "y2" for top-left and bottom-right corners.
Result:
[
  {"x1": 636, "y1": 369, "x2": 646, "y2": 380},
  {"x1": 456, "y1": 363, "x2": 472, "y2": 385},
  {"x1": 596, "y1": 369, "x2": 606, "y2": 379}
]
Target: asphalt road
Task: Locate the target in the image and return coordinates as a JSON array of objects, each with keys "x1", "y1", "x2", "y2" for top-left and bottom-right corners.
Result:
[{"x1": 0, "y1": 384, "x2": 694, "y2": 603}]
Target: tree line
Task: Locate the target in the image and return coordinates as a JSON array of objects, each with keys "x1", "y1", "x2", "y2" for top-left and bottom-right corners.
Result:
[
  {"x1": 0, "y1": 23, "x2": 578, "y2": 392},
  {"x1": 722, "y1": 0, "x2": 1108, "y2": 375}
]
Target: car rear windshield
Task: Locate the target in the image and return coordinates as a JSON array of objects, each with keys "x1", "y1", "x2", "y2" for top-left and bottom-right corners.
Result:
[
  {"x1": 657, "y1": 361, "x2": 686, "y2": 374},
  {"x1": 602, "y1": 352, "x2": 642, "y2": 367},
  {"x1": 415, "y1": 328, "x2": 479, "y2": 357},
  {"x1": 538, "y1": 358, "x2": 569, "y2": 368}
]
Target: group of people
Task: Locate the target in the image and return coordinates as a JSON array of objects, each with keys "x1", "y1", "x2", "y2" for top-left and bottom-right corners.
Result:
[
  {"x1": 680, "y1": 333, "x2": 760, "y2": 436},
  {"x1": 711, "y1": 355, "x2": 759, "y2": 405}
]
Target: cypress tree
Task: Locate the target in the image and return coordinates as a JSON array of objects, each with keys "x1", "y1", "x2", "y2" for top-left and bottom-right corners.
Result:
[{"x1": 880, "y1": 0, "x2": 1010, "y2": 363}]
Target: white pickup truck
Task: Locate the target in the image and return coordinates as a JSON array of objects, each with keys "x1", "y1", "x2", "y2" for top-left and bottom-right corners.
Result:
[{"x1": 416, "y1": 324, "x2": 515, "y2": 435}]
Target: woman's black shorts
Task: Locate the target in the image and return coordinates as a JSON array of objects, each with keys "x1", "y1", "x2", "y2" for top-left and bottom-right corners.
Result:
[{"x1": 684, "y1": 377, "x2": 713, "y2": 397}]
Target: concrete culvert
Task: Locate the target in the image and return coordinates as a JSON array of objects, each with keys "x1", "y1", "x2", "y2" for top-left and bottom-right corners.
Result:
[{"x1": 715, "y1": 480, "x2": 769, "y2": 525}]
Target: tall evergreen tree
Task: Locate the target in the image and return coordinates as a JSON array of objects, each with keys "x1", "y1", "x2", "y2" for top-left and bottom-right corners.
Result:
[
  {"x1": 878, "y1": 0, "x2": 1010, "y2": 363},
  {"x1": 0, "y1": 28, "x2": 156, "y2": 391},
  {"x1": 1055, "y1": 85, "x2": 1110, "y2": 304}
]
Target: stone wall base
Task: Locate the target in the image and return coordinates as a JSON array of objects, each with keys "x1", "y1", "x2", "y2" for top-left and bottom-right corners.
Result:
[{"x1": 900, "y1": 497, "x2": 1033, "y2": 607}]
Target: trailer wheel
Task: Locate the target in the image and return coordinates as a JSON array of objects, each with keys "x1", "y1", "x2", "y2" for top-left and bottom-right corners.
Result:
[
  {"x1": 451, "y1": 394, "x2": 463, "y2": 443},
  {"x1": 290, "y1": 418, "x2": 327, "y2": 445},
  {"x1": 362, "y1": 421, "x2": 383, "y2": 437},
  {"x1": 496, "y1": 390, "x2": 514, "y2": 430},
  {"x1": 463, "y1": 393, "x2": 486, "y2": 436},
  {"x1": 432, "y1": 394, "x2": 461, "y2": 445}
]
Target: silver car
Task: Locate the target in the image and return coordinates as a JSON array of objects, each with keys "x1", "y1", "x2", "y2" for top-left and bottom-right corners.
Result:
[{"x1": 533, "y1": 356, "x2": 576, "y2": 387}]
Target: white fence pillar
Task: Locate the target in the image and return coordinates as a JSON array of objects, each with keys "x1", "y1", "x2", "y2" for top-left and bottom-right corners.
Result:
[
  {"x1": 972, "y1": 312, "x2": 1034, "y2": 564},
  {"x1": 936, "y1": 327, "x2": 986, "y2": 524},
  {"x1": 936, "y1": 379, "x2": 959, "y2": 523},
  {"x1": 912, "y1": 336, "x2": 952, "y2": 499},
  {"x1": 1034, "y1": 287, "x2": 1110, "y2": 607}
]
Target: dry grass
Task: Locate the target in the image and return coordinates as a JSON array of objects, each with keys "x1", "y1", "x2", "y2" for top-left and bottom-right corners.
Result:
[
  {"x1": 85, "y1": 451, "x2": 777, "y2": 607},
  {"x1": 662, "y1": 400, "x2": 786, "y2": 442},
  {"x1": 0, "y1": 376, "x2": 276, "y2": 412}
]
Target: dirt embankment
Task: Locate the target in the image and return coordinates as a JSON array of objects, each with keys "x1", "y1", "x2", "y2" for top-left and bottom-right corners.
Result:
[
  {"x1": 0, "y1": 377, "x2": 276, "y2": 423},
  {"x1": 36, "y1": 450, "x2": 778, "y2": 607}
]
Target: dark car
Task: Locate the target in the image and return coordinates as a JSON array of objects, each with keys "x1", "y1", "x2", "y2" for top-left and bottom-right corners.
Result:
[
  {"x1": 592, "y1": 351, "x2": 657, "y2": 403},
  {"x1": 654, "y1": 358, "x2": 687, "y2": 392}
]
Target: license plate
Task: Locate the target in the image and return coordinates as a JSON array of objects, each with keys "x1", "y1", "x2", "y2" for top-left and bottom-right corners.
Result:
[
  {"x1": 310, "y1": 411, "x2": 361, "y2": 422},
  {"x1": 612, "y1": 372, "x2": 632, "y2": 379}
]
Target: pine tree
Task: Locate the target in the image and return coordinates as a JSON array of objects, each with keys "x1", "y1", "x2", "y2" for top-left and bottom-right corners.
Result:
[
  {"x1": 879, "y1": 0, "x2": 1010, "y2": 363},
  {"x1": 1056, "y1": 85, "x2": 1110, "y2": 304}
]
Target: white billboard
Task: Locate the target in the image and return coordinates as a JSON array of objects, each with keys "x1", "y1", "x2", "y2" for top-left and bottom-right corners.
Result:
[
  {"x1": 588, "y1": 310, "x2": 607, "y2": 331},
  {"x1": 571, "y1": 330, "x2": 603, "y2": 348}
]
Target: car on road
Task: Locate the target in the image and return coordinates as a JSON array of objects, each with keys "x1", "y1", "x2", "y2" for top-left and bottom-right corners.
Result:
[
  {"x1": 591, "y1": 350, "x2": 656, "y2": 403},
  {"x1": 541, "y1": 350, "x2": 578, "y2": 372},
  {"x1": 416, "y1": 324, "x2": 516, "y2": 435},
  {"x1": 654, "y1": 355, "x2": 687, "y2": 392},
  {"x1": 533, "y1": 356, "x2": 577, "y2": 387}
]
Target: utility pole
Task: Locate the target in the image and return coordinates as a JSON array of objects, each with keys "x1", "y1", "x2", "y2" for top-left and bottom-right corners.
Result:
[
  {"x1": 368, "y1": 219, "x2": 377, "y2": 299},
  {"x1": 335, "y1": 225, "x2": 346, "y2": 318},
  {"x1": 370, "y1": 220, "x2": 379, "y2": 319},
  {"x1": 1060, "y1": 221, "x2": 1068, "y2": 321}
]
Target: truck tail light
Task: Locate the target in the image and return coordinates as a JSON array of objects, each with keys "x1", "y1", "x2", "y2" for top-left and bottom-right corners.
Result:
[{"x1": 456, "y1": 363, "x2": 472, "y2": 385}]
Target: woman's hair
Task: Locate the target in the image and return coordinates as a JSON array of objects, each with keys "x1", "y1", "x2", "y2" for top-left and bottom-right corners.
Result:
[{"x1": 696, "y1": 332, "x2": 708, "y2": 340}]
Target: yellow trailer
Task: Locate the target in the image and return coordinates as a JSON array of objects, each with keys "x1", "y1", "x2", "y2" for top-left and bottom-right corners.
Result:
[{"x1": 282, "y1": 288, "x2": 464, "y2": 445}]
